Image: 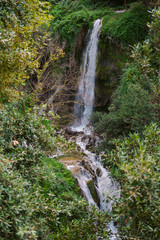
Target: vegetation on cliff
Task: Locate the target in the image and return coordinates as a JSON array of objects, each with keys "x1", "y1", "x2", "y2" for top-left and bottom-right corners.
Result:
[
  {"x1": 101, "y1": 2, "x2": 150, "y2": 46},
  {"x1": 91, "y1": 9, "x2": 160, "y2": 143},
  {"x1": 49, "y1": 0, "x2": 150, "y2": 49}
]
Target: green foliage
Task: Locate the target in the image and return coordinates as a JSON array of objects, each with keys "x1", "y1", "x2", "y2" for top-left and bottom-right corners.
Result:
[
  {"x1": 41, "y1": 157, "x2": 80, "y2": 195},
  {"x1": 49, "y1": 0, "x2": 112, "y2": 48},
  {"x1": 50, "y1": 9, "x2": 93, "y2": 46},
  {"x1": 0, "y1": 154, "x2": 89, "y2": 240},
  {"x1": 101, "y1": 2, "x2": 150, "y2": 47},
  {"x1": 0, "y1": 105, "x2": 109, "y2": 239},
  {"x1": 52, "y1": 209, "x2": 109, "y2": 240},
  {"x1": 0, "y1": 0, "x2": 52, "y2": 101},
  {"x1": 149, "y1": 9, "x2": 160, "y2": 68},
  {"x1": 91, "y1": 81, "x2": 157, "y2": 140},
  {"x1": 103, "y1": 123, "x2": 160, "y2": 239},
  {"x1": 49, "y1": 1, "x2": 150, "y2": 51},
  {"x1": 91, "y1": 9, "x2": 160, "y2": 142},
  {"x1": 0, "y1": 105, "x2": 57, "y2": 157}
]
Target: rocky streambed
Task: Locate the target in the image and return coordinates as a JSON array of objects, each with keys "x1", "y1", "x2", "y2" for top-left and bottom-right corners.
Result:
[
  {"x1": 58, "y1": 129, "x2": 101, "y2": 206},
  {"x1": 59, "y1": 127, "x2": 120, "y2": 211},
  {"x1": 58, "y1": 126, "x2": 120, "y2": 239}
]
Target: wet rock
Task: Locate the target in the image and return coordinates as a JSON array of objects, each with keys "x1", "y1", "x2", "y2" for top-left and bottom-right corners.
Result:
[
  {"x1": 87, "y1": 179, "x2": 100, "y2": 207},
  {"x1": 81, "y1": 134, "x2": 97, "y2": 151},
  {"x1": 60, "y1": 127, "x2": 77, "y2": 140},
  {"x1": 58, "y1": 153, "x2": 82, "y2": 169},
  {"x1": 65, "y1": 127, "x2": 74, "y2": 135},
  {"x1": 95, "y1": 39, "x2": 126, "y2": 110},
  {"x1": 81, "y1": 135, "x2": 90, "y2": 141},
  {"x1": 69, "y1": 136, "x2": 76, "y2": 142},
  {"x1": 65, "y1": 127, "x2": 83, "y2": 136},
  {"x1": 81, "y1": 160, "x2": 95, "y2": 177},
  {"x1": 86, "y1": 140, "x2": 95, "y2": 151},
  {"x1": 96, "y1": 168, "x2": 102, "y2": 177}
]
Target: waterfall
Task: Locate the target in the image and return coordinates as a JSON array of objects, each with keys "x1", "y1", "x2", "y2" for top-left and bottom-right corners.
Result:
[
  {"x1": 67, "y1": 19, "x2": 120, "y2": 239},
  {"x1": 73, "y1": 19, "x2": 102, "y2": 131},
  {"x1": 67, "y1": 133, "x2": 120, "y2": 239}
]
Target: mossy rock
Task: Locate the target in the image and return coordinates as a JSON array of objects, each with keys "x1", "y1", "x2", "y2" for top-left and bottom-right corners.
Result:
[
  {"x1": 82, "y1": 160, "x2": 95, "y2": 176},
  {"x1": 59, "y1": 153, "x2": 82, "y2": 162},
  {"x1": 95, "y1": 39, "x2": 127, "y2": 111},
  {"x1": 87, "y1": 179, "x2": 100, "y2": 207}
]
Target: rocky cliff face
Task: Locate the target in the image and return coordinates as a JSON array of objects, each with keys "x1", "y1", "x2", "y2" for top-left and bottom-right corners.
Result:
[
  {"x1": 72, "y1": 28, "x2": 126, "y2": 114},
  {"x1": 50, "y1": 25, "x2": 127, "y2": 125},
  {"x1": 95, "y1": 39, "x2": 126, "y2": 111},
  {"x1": 45, "y1": 26, "x2": 89, "y2": 125}
]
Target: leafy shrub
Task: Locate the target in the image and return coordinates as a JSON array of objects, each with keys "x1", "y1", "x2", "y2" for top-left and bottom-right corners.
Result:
[
  {"x1": 0, "y1": 105, "x2": 57, "y2": 169},
  {"x1": 102, "y1": 123, "x2": 160, "y2": 239},
  {"x1": 0, "y1": 0, "x2": 51, "y2": 101},
  {"x1": 50, "y1": 9, "x2": 93, "y2": 46},
  {"x1": 101, "y1": 2, "x2": 150, "y2": 46},
  {"x1": 49, "y1": 0, "x2": 113, "y2": 48},
  {"x1": 0, "y1": 154, "x2": 90, "y2": 239},
  {"x1": 91, "y1": 82, "x2": 157, "y2": 140},
  {"x1": 0, "y1": 105, "x2": 110, "y2": 239},
  {"x1": 53, "y1": 209, "x2": 109, "y2": 240}
]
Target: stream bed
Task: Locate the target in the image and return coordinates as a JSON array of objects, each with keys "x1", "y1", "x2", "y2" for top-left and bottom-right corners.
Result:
[{"x1": 61, "y1": 127, "x2": 120, "y2": 239}]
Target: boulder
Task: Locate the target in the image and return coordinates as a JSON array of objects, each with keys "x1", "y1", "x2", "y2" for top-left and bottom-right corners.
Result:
[
  {"x1": 81, "y1": 160, "x2": 95, "y2": 177},
  {"x1": 96, "y1": 168, "x2": 103, "y2": 177},
  {"x1": 87, "y1": 179, "x2": 100, "y2": 207}
]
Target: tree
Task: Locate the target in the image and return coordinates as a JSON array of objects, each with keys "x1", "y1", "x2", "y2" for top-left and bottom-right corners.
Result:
[{"x1": 0, "y1": 0, "x2": 51, "y2": 102}]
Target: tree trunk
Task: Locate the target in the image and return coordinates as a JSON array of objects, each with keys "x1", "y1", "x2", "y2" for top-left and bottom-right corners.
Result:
[{"x1": 124, "y1": 0, "x2": 127, "y2": 9}]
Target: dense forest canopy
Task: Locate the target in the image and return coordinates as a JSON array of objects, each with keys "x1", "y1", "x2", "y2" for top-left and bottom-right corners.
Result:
[{"x1": 0, "y1": 0, "x2": 160, "y2": 239}]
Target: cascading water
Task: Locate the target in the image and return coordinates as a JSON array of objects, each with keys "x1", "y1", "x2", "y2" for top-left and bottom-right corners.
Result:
[
  {"x1": 73, "y1": 19, "x2": 102, "y2": 131},
  {"x1": 67, "y1": 19, "x2": 120, "y2": 239}
]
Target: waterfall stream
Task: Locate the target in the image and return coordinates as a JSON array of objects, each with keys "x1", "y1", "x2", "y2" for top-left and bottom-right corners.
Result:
[
  {"x1": 72, "y1": 19, "x2": 102, "y2": 131},
  {"x1": 66, "y1": 19, "x2": 120, "y2": 239}
]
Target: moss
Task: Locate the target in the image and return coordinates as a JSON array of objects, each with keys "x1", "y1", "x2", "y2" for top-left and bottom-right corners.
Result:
[
  {"x1": 41, "y1": 157, "x2": 81, "y2": 196},
  {"x1": 87, "y1": 179, "x2": 100, "y2": 207},
  {"x1": 74, "y1": 25, "x2": 89, "y2": 64},
  {"x1": 95, "y1": 39, "x2": 127, "y2": 110}
]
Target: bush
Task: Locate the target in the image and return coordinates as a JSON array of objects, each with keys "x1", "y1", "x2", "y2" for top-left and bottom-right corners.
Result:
[
  {"x1": 0, "y1": 0, "x2": 51, "y2": 101},
  {"x1": 0, "y1": 104, "x2": 110, "y2": 239},
  {"x1": 91, "y1": 82, "x2": 157, "y2": 140},
  {"x1": 50, "y1": 9, "x2": 93, "y2": 46},
  {"x1": 103, "y1": 123, "x2": 160, "y2": 239},
  {"x1": 0, "y1": 153, "x2": 90, "y2": 239},
  {"x1": 101, "y1": 2, "x2": 150, "y2": 46}
]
